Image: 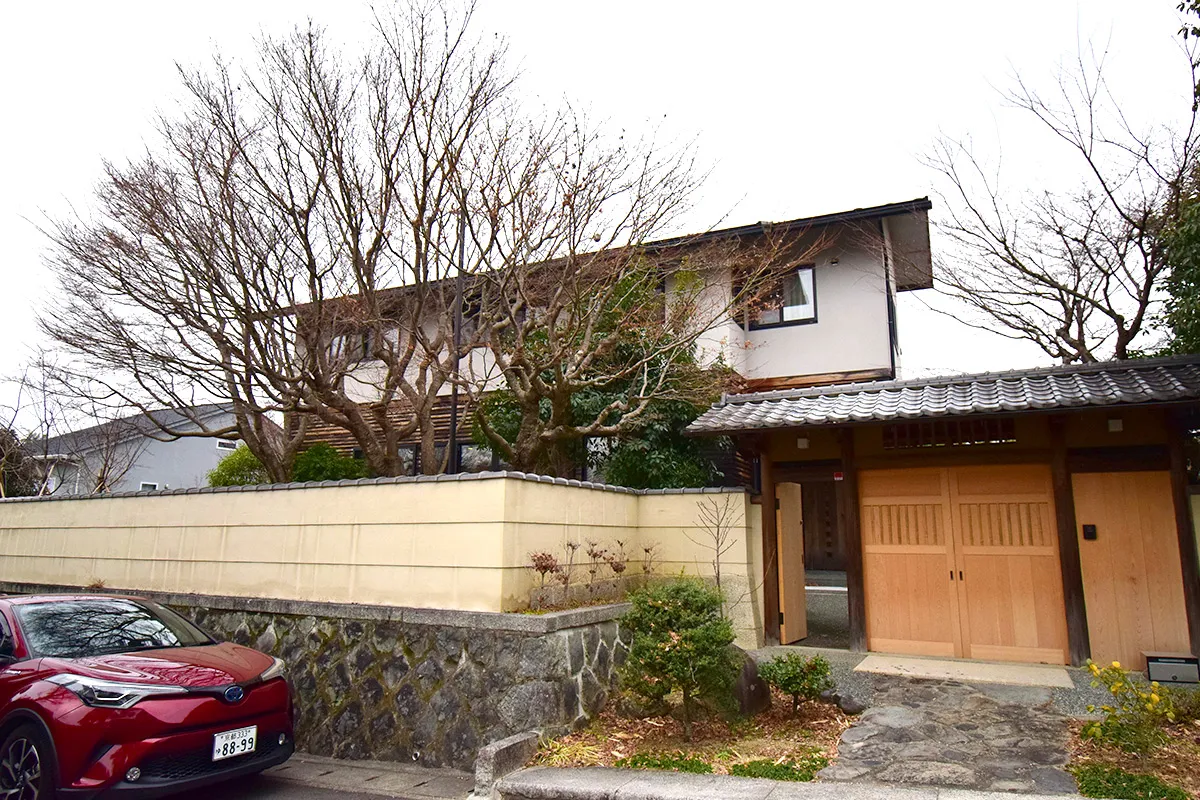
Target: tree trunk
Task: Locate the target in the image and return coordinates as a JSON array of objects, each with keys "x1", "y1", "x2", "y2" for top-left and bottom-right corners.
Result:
[
  {"x1": 420, "y1": 425, "x2": 440, "y2": 475},
  {"x1": 680, "y1": 687, "x2": 693, "y2": 741}
]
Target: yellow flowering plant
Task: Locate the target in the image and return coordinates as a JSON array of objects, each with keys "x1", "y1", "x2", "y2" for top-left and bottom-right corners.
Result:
[{"x1": 1081, "y1": 660, "x2": 1175, "y2": 753}]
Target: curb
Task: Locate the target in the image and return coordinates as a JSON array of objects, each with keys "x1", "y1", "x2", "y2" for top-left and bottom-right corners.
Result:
[{"x1": 496, "y1": 766, "x2": 1088, "y2": 800}]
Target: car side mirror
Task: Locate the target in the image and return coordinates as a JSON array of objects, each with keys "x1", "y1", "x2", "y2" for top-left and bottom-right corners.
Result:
[{"x1": 0, "y1": 634, "x2": 15, "y2": 663}]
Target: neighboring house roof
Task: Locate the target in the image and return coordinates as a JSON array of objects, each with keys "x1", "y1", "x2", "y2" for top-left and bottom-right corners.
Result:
[
  {"x1": 33, "y1": 404, "x2": 236, "y2": 458},
  {"x1": 686, "y1": 354, "x2": 1200, "y2": 435}
]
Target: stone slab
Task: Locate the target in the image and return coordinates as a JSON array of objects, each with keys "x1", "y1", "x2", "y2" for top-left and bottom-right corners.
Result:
[
  {"x1": 474, "y1": 732, "x2": 540, "y2": 798},
  {"x1": 853, "y1": 656, "x2": 1073, "y2": 688}
]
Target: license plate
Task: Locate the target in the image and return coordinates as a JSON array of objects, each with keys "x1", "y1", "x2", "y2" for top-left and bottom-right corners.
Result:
[{"x1": 212, "y1": 725, "x2": 257, "y2": 761}]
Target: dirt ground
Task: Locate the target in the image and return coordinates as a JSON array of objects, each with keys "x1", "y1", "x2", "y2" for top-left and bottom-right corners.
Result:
[
  {"x1": 1068, "y1": 720, "x2": 1200, "y2": 799},
  {"x1": 534, "y1": 687, "x2": 852, "y2": 775}
]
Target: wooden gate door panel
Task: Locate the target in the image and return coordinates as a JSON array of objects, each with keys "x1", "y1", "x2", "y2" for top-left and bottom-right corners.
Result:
[
  {"x1": 860, "y1": 464, "x2": 1069, "y2": 664},
  {"x1": 951, "y1": 465, "x2": 1068, "y2": 664},
  {"x1": 777, "y1": 482, "x2": 807, "y2": 644},
  {"x1": 1073, "y1": 471, "x2": 1190, "y2": 670},
  {"x1": 860, "y1": 468, "x2": 961, "y2": 657}
]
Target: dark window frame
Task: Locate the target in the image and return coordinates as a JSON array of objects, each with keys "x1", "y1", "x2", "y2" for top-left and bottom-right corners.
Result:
[{"x1": 747, "y1": 265, "x2": 819, "y2": 331}]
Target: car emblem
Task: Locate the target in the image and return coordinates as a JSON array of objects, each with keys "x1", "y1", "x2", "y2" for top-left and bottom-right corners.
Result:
[{"x1": 223, "y1": 685, "x2": 245, "y2": 703}]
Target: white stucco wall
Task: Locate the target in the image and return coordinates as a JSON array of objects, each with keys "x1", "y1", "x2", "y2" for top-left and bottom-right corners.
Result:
[
  {"x1": 742, "y1": 239, "x2": 892, "y2": 381},
  {"x1": 0, "y1": 476, "x2": 766, "y2": 648}
]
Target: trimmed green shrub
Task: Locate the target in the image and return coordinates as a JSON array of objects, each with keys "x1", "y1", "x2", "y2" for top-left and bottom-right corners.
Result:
[
  {"x1": 207, "y1": 445, "x2": 269, "y2": 487},
  {"x1": 1071, "y1": 765, "x2": 1189, "y2": 800},
  {"x1": 619, "y1": 578, "x2": 737, "y2": 740},
  {"x1": 614, "y1": 751, "x2": 713, "y2": 773},
  {"x1": 292, "y1": 443, "x2": 367, "y2": 482},
  {"x1": 728, "y1": 754, "x2": 828, "y2": 781},
  {"x1": 758, "y1": 653, "x2": 834, "y2": 714}
]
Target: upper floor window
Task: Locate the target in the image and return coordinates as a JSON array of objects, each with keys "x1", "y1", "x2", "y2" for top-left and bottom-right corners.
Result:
[{"x1": 749, "y1": 266, "x2": 817, "y2": 329}]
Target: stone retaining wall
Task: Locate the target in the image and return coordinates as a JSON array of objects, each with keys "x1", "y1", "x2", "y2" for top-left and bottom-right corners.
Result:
[{"x1": 0, "y1": 582, "x2": 626, "y2": 771}]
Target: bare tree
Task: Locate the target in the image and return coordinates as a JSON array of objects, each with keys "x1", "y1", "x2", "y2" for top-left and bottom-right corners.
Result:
[
  {"x1": 42, "y1": 1, "x2": 820, "y2": 481},
  {"x1": 41, "y1": 2, "x2": 511, "y2": 478},
  {"x1": 7, "y1": 362, "x2": 147, "y2": 495},
  {"x1": 0, "y1": 375, "x2": 39, "y2": 498},
  {"x1": 925, "y1": 43, "x2": 1200, "y2": 363},
  {"x1": 462, "y1": 134, "x2": 827, "y2": 474},
  {"x1": 687, "y1": 494, "x2": 741, "y2": 592}
]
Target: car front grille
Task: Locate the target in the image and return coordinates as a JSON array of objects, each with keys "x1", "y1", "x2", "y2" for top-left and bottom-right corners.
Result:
[{"x1": 139, "y1": 733, "x2": 284, "y2": 781}]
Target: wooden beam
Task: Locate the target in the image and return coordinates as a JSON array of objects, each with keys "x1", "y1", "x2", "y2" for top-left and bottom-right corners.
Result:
[
  {"x1": 760, "y1": 454, "x2": 781, "y2": 645},
  {"x1": 1168, "y1": 414, "x2": 1200, "y2": 656},
  {"x1": 1068, "y1": 445, "x2": 1170, "y2": 474},
  {"x1": 837, "y1": 428, "x2": 867, "y2": 652},
  {"x1": 1049, "y1": 416, "x2": 1091, "y2": 666}
]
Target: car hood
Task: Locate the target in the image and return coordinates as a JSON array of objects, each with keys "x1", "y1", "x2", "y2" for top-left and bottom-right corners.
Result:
[{"x1": 44, "y1": 643, "x2": 272, "y2": 687}]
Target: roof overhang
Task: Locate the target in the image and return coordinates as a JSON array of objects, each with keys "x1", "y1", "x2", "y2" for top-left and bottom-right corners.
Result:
[{"x1": 686, "y1": 355, "x2": 1200, "y2": 436}]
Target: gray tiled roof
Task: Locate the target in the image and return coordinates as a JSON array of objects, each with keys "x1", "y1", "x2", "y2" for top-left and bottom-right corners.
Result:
[{"x1": 687, "y1": 355, "x2": 1200, "y2": 435}]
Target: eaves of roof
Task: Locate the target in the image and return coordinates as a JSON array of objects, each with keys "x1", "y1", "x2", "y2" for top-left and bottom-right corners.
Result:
[{"x1": 686, "y1": 354, "x2": 1200, "y2": 436}]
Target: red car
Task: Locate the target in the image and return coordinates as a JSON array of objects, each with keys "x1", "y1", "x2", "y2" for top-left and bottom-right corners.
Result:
[{"x1": 0, "y1": 594, "x2": 294, "y2": 799}]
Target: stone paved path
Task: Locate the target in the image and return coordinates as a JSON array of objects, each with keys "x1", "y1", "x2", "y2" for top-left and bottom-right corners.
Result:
[{"x1": 819, "y1": 676, "x2": 1077, "y2": 794}]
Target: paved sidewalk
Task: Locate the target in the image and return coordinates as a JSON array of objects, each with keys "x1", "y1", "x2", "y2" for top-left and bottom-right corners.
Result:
[
  {"x1": 497, "y1": 766, "x2": 1085, "y2": 800},
  {"x1": 265, "y1": 753, "x2": 472, "y2": 799}
]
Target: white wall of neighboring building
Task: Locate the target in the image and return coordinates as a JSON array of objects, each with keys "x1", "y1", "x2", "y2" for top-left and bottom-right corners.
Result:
[{"x1": 742, "y1": 237, "x2": 893, "y2": 381}]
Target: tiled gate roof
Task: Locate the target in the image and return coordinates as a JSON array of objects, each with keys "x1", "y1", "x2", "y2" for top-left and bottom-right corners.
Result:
[{"x1": 687, "y1": 355, "x2": 1200, "y2": 435}]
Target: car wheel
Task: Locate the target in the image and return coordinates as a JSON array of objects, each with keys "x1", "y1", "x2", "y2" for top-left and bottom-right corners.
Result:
[{"x1": 0, "y1": 724, "x2": 55, "y2": 800}]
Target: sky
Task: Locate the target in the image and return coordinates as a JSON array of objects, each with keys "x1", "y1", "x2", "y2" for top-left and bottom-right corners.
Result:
[{"x1": 1, "y1": 1, "x2": 1193, "y2": 416}]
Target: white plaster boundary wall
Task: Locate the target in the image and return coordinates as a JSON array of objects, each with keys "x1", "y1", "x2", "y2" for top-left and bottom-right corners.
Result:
[{"x1": 0, "y1": 473, "x2": 764, "y2": 647}]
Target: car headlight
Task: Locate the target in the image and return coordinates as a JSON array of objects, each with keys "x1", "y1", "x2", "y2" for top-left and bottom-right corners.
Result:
[
  {"x1": 46, "y1": 674, "x2": 187, "y2": 709},
  {"x1": 258, "y1": 657, "x2": 286, "y2": 683}
]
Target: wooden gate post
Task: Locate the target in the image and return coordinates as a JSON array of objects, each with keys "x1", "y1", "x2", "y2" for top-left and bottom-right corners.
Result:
[
  {"x1": 1168, "y1": 414, "x2": 1200, "y2": 656},
  {"x1": 760, "y1": 452, "x2": 781, "y2": 645},
  {"x1": 838, "y1": 428, "x2": 867, "y2": 652},
  {"x1": 1049, "y1": 416, "x2": 1091, "y2": 666}
]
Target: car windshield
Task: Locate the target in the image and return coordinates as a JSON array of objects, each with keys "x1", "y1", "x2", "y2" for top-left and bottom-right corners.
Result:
[{"x1": 14, "y1": 598, "x2": 212, "y2": 658}]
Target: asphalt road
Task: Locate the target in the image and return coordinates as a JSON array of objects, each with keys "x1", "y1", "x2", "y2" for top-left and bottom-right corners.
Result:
[{"x1": 171, "y1": 774, "x2": 402, "y2": 800}]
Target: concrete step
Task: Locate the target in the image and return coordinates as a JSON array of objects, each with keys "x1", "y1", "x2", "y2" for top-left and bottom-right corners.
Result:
[{"x1": 497, "y1": 766, "x2": 1085, "y2": 800}]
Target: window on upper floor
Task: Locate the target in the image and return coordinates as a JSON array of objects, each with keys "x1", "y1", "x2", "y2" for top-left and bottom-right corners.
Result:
[{"x1": 749, "y1": 265, "x2": 817, "y2": 330}]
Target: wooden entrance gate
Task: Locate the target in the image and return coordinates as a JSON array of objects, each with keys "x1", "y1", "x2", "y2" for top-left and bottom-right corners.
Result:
[{"x1": 860, "y1": 464, "x2": 1069, "y2": 664}]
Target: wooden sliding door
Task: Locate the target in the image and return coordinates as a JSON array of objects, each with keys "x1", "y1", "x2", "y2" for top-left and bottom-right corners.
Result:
[{"x1": 860, "y1": 464, "x2": 1068, "y2": 664}]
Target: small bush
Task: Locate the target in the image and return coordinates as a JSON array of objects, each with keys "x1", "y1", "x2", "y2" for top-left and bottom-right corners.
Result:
[
  {"x1": 729, "y1": 754, "x2": 828, "y2": 781},
  {"x1": 619, "y1": 578, "x2": 737, "y2": 741},
  {"x1": 615, "y1": 751, "x2": 713, "y2": 773},
  {"x1": 1081, "y1": 661, "x2": 1174, "y2": 753},
  {"x1": 758, "y1": 653, "x2": 834, "y2": 714},
  {"x1": 1167, "y1": 684, "x2": 1200, "y2": 723},
  {"x1": 292, "y1": 443, "x2": 367, "y2": 482},
  {"x1": 1071, "y1": 764, "x2": 1189, "y2": 800},
  {"x1": 207, "y1": 445, "x2": 269, "y2": 487}
]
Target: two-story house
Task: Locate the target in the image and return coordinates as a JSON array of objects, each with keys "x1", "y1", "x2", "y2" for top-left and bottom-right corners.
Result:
[{"x1": 298, "y1": 196, "x2": 934, "y2": 577}]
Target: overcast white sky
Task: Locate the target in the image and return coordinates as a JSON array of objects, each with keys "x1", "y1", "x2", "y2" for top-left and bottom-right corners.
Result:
[{"x1": 1, "y1": 1, "x2": 1193, "y2": 414}]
